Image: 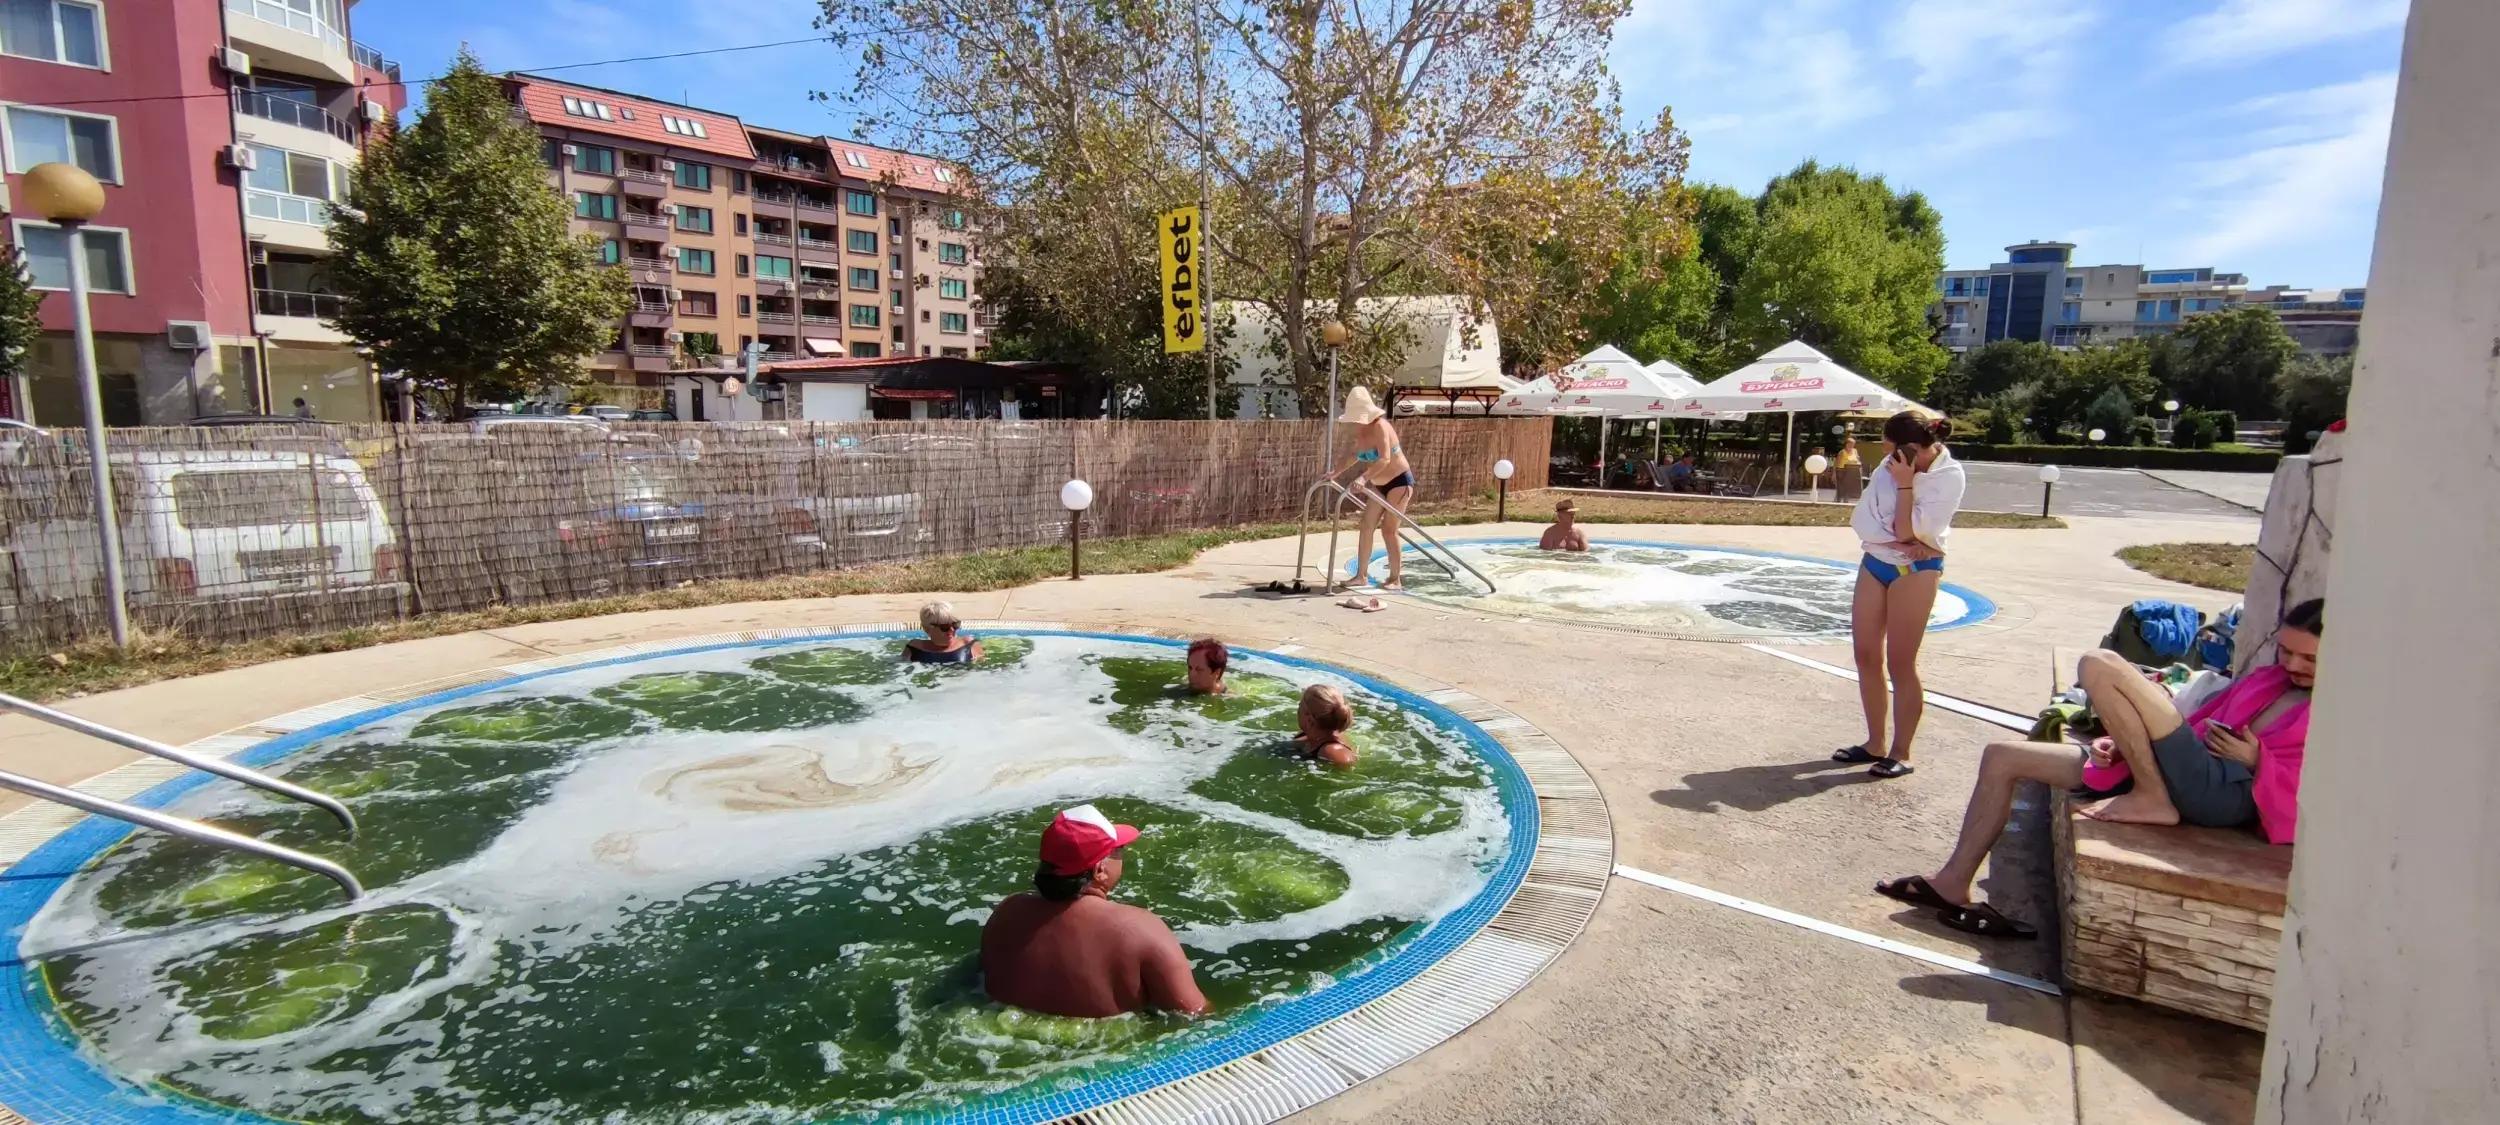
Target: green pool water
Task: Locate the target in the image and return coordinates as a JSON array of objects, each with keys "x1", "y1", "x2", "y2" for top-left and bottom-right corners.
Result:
[{"x1": 25, "y1": 636, "x2": 1507, "y2": 1123}]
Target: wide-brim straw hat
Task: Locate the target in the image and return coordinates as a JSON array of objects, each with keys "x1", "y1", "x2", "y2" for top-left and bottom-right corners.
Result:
[{"x1": 1338, "y1": 386, "x2": 1386, "y2": 424}]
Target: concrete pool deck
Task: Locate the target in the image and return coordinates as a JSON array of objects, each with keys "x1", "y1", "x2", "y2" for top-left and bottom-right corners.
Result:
[{"x1": 0, "y1": 512, "x2": 2262, "y2": 1125}]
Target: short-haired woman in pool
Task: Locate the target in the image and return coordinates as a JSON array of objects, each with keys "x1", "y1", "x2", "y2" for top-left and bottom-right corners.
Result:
[
  {"x1": 902, "y1": 601, "x2": 983, "y2": 664},
  {"x1": 1835, "y1": 412, "x2": 1967, "y2": 779}
]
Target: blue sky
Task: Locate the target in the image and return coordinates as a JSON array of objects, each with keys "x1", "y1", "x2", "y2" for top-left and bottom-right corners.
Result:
[{"x1": 351, "y1": 0, "x2": 2405, "y2": 288}]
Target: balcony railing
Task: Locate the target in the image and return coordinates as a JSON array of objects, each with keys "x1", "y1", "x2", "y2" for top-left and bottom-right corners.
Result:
[
  {"x1": 628, "y1": 256, "x2": 672, "y2": 271},
  {"x1": 246, "y1": 189, "x2": 332, "y2": 228},
  {"x1": 619, "y1": 166, "x2": 668, "y2": 185},
  {"x1": 233, "y1": 90, "x2": 359, "y2": 145},
  {"x1": 759, "y1": 350, "x2": 800, "y2": 362},
  {"x1": 801, "y1": 314, "x2": 841, "y2": 327},
  {"x1": 350, "y1": 41, "x2": 398, "y2": 80},
  {"x1": 622, "y1": 211, "x2": 671, "y2": 229},
  {"x1": 632, "y1": 300, "x2": 672, "y2": 314},
  {"x1": 227, "y1": 0, "x2": 345, "y2": 53},
  {"x1": 753, "y1": 232, "x2": 794, "y2": 247},
  {"x1": 627, "y1": 344, "x2": 675, "y2": 358},
  {"x1": 756, "y1": 310, "x2": 796, "y2": 324},
  {"x1": 797, "y1": 236, "x2": 839, "y2": 252},
  {"x1": 256, "y1": 288, "x2": 345, "y2": 319}
]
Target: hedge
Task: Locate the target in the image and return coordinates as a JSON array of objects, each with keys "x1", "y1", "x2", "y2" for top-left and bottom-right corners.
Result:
[{"x1": 1946, "y1": 443, "x2": 2281, "y2": 471}]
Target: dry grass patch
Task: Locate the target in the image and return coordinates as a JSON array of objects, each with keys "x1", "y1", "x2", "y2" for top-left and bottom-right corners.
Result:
[{"x1": 2117, "y1": 543, "x2": 2255, "y2": 592}]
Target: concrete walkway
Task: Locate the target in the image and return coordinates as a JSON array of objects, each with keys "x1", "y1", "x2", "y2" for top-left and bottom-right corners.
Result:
[
  {"x1": 2138, "y1": 469, "x2": 2275, "y2": 513},
  {"x1": 0, "y1": 514, "x2": 2264, "y2": 1125}
]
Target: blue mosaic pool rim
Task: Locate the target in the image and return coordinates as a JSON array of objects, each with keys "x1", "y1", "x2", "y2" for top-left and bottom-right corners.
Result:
[
  {"x1": 1351, "y1": 537, "x2": 2000, "y2": 632},
  {"x1": 0, "y1": 629, "x2": 1541, "y2": 1125}
]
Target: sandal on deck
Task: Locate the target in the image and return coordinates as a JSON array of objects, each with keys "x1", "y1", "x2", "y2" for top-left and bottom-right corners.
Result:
[
  {"x1": 1937, "y1": 902, "x2": 2038, "y2": 941},
  {"x1": 1868, "y1": 758, "x2": 1916, "y2": 779},
  {"x1": 1832, "y1": 745, "x2": 1881, "y2": 764},
  {"x1": 1875, "y1": 875, "x2": 1957, "y2": 911}
]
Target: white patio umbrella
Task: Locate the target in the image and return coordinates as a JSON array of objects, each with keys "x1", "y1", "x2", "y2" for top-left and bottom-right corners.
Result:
[{"x1": 1683, "y1": 340, "x2": 1909, "y2": 496}]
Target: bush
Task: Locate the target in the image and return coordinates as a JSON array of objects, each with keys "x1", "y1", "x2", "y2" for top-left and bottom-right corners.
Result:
[
  {"x1": 2170, "y1": 410, "x2": 2222, "y2": 449},
  {"x1": 2131, "y1": 417, "x2": 2159, "y2": 447},
  {"x1": 1982, "y1": 408, "x2": 2017, "y2": 444},
  {"x1": 2208, "y1": 410, "x2": 2240, "y2": 444},
  {"x1": 2083, "y1": 386, "x2": 2137, "y2": 444},
  {"x1": 1951, "y1": 442, "x2": 2280, "y2": 471}
]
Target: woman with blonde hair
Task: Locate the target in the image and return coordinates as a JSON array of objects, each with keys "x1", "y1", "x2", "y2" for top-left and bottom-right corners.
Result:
[
  {"x1": 1293, "y1": 685, "x2": 1358, "y2": 769},
  {"x1": 1324, "y1": 385, "x2": 1415, "y2": 594},
  {"x1": 902, "y1": 601, "x2": 983, "y2": 664}
]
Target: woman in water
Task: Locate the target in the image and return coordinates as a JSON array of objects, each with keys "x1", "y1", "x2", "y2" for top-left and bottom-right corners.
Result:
[
  {"x1": 1325, "y1": 386, "x2": 1415, "y2": 593},
  {"x1": 1836, "y1": 412, "x2": 1966, "y2": 778},
  {"x1": 1185, "y1": 637, "x2": 1228, "y2": 694},
  {"x1": 1293, "y1": 684, "x2": 1358, "y2": 769},
  {"x1": 902, "y1": 601, "x2": 983, "y2": 664}
]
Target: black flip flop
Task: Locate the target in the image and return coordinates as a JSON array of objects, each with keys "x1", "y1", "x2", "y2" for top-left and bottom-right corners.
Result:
[
  {"x1": 1832, "y1": 745, "x2": 1881, "y2": 764},
  {"x1": 1936, "y1": 902, "x2": 2038, "y2": 940},
  {"x1": 1869, "y1": 758, "x2": 1916, "y2": 779},
  {"x1": 1875, "y1": 875, "x2": 1957, "y2": 911}
]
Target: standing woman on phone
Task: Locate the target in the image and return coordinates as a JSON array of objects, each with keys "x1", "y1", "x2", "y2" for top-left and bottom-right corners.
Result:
[{"x1": 1835, "y1": 411, "x2": 1967, "y2": 778}]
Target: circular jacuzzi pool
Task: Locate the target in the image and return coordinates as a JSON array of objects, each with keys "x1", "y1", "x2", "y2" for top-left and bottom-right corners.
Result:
[
  {"x1": 0, "y1": 630, "x2": 1586, "y2": 1125},
  {"x1": 1363, "y1": 539, "x2": 1996, "y2": 640}
]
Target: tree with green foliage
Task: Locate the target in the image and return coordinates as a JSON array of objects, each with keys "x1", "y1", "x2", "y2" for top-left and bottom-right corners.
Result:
[
  {"x1": 325, "y1": 50, "x2": 628, "y2": 415},
  {"x1": 2082, "y1": 386, "x2": 2137, "y2": 444},
  {"x1": 1936, "y1": 340, "x2": 2061, "y2": 412},
  {"x1": 1726, "y1": 161, "x2": 1949, "y2": 397},
  {"x1": 1578, "y1": 191, "x2": 1726, "y2": 371},
  {"x1": 2274, "y1": 353, "x2": 2353, "y2": 453},
  {"x1": 2167, "y1": 305, "x2": 2299, "y2": 417},
  {"x1": 0, "y1": 242, "x2": 43, "y2": 394}
]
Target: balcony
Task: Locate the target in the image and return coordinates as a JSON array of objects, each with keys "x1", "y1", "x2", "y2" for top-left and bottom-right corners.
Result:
[
  {"x1": 619, "y1": 168, "x2": 669, "y2": 199},
  {"x1": 620, "y1": 166, "x2": 668, "y2": 185},
  {"x1": 801, "y1": 313, "x2": 842, "y2": 328},
  {"x1": 350, "y1": 41, "x2": 399, "y2": 81},
  {"x1": 754, "y1": 191, "x2": 841, "y2": 219},
  {"x1": 756, "y1": 309, "x2": 797, "y2": 326},
  {"x1": 233, "y1": 90, "x2": 360, "y2": 146},
  {"x1": 225, "y1": 0, "x2": 355, "y2": 83},
  {"x1": 256, "y1": 288, "x2": 345, "y2": 319},
  {"x1": 622, "y1": 210, "x2": 671, "y2": 230},
  {"x1": 628, "y1": 344, "x2": 677, "y2": 373},
  {"x1": 753, "y1": 232, "x2": 794, "y2": 248},
  {"x1": 759, "y1": 351, "x2": 800, "y2": 363},
  {"x1": 629, "y1": 300, "x2": 674, "y2": 328}
]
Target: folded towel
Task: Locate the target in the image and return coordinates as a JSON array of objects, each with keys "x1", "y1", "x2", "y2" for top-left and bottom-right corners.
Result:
[{"x1": 2130, "y1": 599, "x2": 2204, "y2": 662}]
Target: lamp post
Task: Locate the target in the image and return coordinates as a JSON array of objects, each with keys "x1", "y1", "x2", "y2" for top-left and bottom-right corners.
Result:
[
  {"x1": 1318, "y1": 319, "x2": 1350, "y2": 480},
  {"x1": 1492, "y1": 458, "x2": 1515, "y2": 522},
  {"x1": 1804, "y1": 453, "x2": 1830, "y2": 503},
  {"x1": 24, "y1": 163, "x2": 128, "y2": 648},
  {"x1": 2087, "y1": 427, "x2": 2107, "y2": 444},
  {"x1": 1060, "y1": 479, "x2": 1094, "y2": 580},
  {"x1": 2037, "y1": 464, "x2": 2061, "y2": 518}
]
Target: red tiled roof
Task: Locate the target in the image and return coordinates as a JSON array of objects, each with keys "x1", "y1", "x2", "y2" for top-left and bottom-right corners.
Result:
[
  {"x1": 509, "y1": 77, "x2": 756, "y2": 162},
  {"x1": 819, "y1": 137, "x2": 962, "y2": 196}
]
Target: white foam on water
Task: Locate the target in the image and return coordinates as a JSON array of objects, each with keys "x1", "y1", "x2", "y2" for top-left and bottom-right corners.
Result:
[
  {"x1": 1375, "y1": 542, "x2": 1972, "y2": 634},
  {"x1": 20, "y1": 635, "x2": 1512, "y2": 1123}
]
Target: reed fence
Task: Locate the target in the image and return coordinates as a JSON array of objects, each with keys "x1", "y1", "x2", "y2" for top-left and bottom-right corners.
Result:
[{"x1": 0, "y1": 418, "x2": 1549, "y2": 653}]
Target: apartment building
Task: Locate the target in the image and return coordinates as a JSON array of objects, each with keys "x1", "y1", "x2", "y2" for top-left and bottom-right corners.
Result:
[
  {"x1": 1933, "y1": 241, "x2": 2356, "y2": 356},
  {"x1": 506, "y1": 75, "x2": 984, "y2": 407},
  {"x1": 1, "y1": 0, "x2": 406, "y2": 425}
]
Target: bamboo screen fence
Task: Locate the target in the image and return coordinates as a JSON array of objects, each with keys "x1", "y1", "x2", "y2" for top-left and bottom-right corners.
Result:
[{"x1": 0, "y1": 418, "x2": 1550, "y2": 653}]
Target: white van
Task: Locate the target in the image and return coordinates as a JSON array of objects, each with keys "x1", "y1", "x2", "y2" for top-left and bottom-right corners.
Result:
[{"x1": 5, "y1": 450, "x2": 405, "y2": 615}]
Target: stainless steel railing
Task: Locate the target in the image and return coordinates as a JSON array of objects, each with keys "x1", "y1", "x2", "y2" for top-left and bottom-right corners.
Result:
[
  {"x1": 0, "y1": 692, "x2": 358, "y2": 835},
  {"x1": 1287, "y1": 477, "x2": 1495, "y2": 596},
  {"x1": 0, "y1": 769, "x2": 362, "y2": 900}
]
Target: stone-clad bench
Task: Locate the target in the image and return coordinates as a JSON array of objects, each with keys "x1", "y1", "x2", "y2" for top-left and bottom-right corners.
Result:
[{"x1": 2049, "y1": 790, "x2": 2291, "y2": 1030}]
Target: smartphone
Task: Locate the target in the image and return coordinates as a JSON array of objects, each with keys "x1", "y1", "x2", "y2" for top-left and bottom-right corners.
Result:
[{"x1": 2201, "y1": 718, "x2": 2235, "y2": 738}]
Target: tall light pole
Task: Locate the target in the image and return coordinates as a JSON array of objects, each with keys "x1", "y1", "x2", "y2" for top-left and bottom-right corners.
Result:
[{"x1": 24, "y1": 163, "x2": 128, "y2": 647}]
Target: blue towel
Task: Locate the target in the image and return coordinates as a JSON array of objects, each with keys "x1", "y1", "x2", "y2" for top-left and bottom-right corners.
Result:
[
  {"x1": 2197, "y1": 603, "x2": 2241, "y2": 670},
  {"x1": 2131, "y1": 599, "x2": 2203, "y2": 662}
]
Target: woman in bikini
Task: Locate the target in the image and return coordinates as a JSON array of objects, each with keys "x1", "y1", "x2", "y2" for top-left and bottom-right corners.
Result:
[
  {"x1": 1292, "y1": 685, "x2": 1357, "y2": 769},
  {"x1": 1834, "y1": 412, "x2": 1966, "y2": 779},
  {"x1": 1325, "y1": 386, "x2": 1415, "y2": 595},
  {"x1": 901, "y1": 601, "x2": 983, "y2": 664}
]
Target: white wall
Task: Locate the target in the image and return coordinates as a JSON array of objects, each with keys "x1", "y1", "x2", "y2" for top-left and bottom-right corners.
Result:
[
  {"x1": 2259, "y1": 1, "x2": 2500, "y2": 1119},
  {"x1": 799, "y1": 383, "x2": 868, "y2": 421}
]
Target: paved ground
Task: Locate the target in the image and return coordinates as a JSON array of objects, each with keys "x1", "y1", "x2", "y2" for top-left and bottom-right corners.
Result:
[
  {"x1": 1751, "y1": 461, "x2": 2261, "y2": 522},
  {"x1": 0, "y1": 514, "x2": 2269, "y2": 1125},
  {"x1": 2137, "y1": 469, "x2": 2274, "y2": 512}
]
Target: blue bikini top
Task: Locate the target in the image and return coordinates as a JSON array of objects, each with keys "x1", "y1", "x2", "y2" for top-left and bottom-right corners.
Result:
[{"x1": 1354, "y1": 444, "x2": 1400, "y2": 464}]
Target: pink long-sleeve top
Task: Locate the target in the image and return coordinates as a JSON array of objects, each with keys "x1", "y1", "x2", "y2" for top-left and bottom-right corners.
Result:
[{"x1": 2186, "y1": 663, "x2": 2310, "y2": 845}]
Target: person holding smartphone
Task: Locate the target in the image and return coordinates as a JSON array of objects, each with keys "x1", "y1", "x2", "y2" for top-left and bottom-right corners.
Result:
[{"x1": 1834, "y1": 411, "x2": 1967, "y2": 779}]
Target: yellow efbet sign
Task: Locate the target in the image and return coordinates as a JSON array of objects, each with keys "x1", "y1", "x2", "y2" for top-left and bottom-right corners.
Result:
[{"x1": 1160, "y1": 204, "x2": 1206, "y2": 354}]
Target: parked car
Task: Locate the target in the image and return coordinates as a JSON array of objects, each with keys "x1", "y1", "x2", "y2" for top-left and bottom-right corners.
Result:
[
  {"x1": 0, "y1": 419, "x2": 43, "y2": 466},
  {"x1": 556, "y1": 453, "x2": 707, "y2": 591},
  {"x1": 583, "y1": 405, "x2": 633, "y2": 422}
]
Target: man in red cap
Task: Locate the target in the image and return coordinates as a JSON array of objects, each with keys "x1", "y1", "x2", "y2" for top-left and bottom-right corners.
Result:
[{"x1": 981, "y1": 804, "x2": 1209, "y2": 1018}]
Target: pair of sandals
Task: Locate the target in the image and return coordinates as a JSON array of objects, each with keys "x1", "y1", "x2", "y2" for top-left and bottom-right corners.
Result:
[
  {"x1": 1875, "y1": 875, "x2": 2037, "y2": 940},
  {"x1": 1832, "y1": 744, "x2": 1916, "y2": 779}
]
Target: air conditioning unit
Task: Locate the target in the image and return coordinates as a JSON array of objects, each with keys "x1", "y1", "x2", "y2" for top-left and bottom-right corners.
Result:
[
  {"x1": 663, "y1": 246, "x2": 680, "y2": 258},
  {"x1": 668, "y1": 287, "x2": 681, "y2": 299},
  {"x1": 561, "y1": 143, "x2": 579, "y2": 157},
  {"x1": 217, "y1": 47, "x2": 251, "y2": 75},
  {"x1": 660, "y1": 159, "x2": 677, "y2": 172},
  {"x1": 166, "y1": 321, "x2": 212, "y2": 351},
  {"x1": 665, "y1": 330, "x2": 683, "y2": 342},
  {"x1": 221, "y1": 144, "x2": 259, "y2": 170},
  {"x1": 361, "y1": 100, "x2": 387, "y2": 124}
]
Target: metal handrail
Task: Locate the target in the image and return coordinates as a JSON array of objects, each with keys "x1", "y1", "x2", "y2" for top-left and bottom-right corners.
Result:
[
  {"x1": 1288, "y1": 477, "x2": 1495, "y2": 596},
  {"x1": 0, "y1": 691, "x2": 358, "y2": 835},
  {"x1": 0, "y1": 769, "x2": 362, "y2": 901}
]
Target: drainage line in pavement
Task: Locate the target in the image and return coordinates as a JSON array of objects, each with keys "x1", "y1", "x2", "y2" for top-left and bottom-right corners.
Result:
[
  {"x1": 1741, "y1": 644, "x2": 2037, "y2": 732},
  {"x1": 1611, "y1": 863, "x2": 2062, "y2": 996}
]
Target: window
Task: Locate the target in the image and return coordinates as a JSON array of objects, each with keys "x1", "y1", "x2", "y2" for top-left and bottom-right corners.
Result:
[
  {"x1": 889, "y1": 252, "x2": 903, "y2": 271},
  {"x1": 849, "y1": 266, "x2": 878, "y2": 290},
  {"x1": 934, "y1": 166, "x2": 955, "y2": 184},
  {"x1": 660, "y1": 114, "x2": 709, "y2": 139},
  {"x1": 673, "y1": 161, "x2": 711, "y2": 190},
  {"x1": 849, "y1": 341, "x2": 881, "y2": 358},
  {"x1": 731, "y1": 170, "x2": 747, "y2": 194},
  {"x1": 1946, "y1": 305, "x2": 1969, "y2": 326},
  {"x1": 572, "y1": 145, "x2": 615, "y2": 174},
  {"x1": 940, "y1": 312, "x2": 968, "y2": 334},
  {"x1": 678, "y1": 248, "x2": 715, "y2": 274},
  {"x1": 734, "y1": 253, "x2": 749, "y2": 277},
  {"x1": 1, "y1": 0, "x2": 103, "y2": 67},
  {"x1": 2134, "y1": 300, "x2": 2153, "y2": 322},
  {"x1": 574, "y1": 191, "x2": 617, "y2": 220},
  {"x1": 2063, "y1": 275, "x2": 2084, "y2": 292},
  {"x1": 246, "y1": 144, "x2": 348, "y2": 226},
  {"x1": 844, "y1": 189, "x2": 877, "y2": 216},
  {"x1": 733, "y1": 213, "x2": 748, "y2": 236},
  {"x1": 850, "y1": 304, "x2": 881, "y2": 328},
  {"x1": 842, "y1": 150, "x2": 869, "y2": 170},
  {"x1": 2060, "y1": 301, "x2": 2080, "y2": 323},
  {"x1": 943, "y1": 209, "x2": 967, "y2": 230},
  {"x1": 13, "y1": 220, "x2": 131, "y2": 293},
  {"x1": 737, "y1": 295, "x2": 752, "y2": 316},
  {"x1": 937, "y1": 242, "x2": 969, "y2": 265},
  {"x1": 1972, "y1": 276, "x2": 1990, "y2": 295},
  {"x1": 541, "y1": 139, "x2": 560, "y2": 168},
  {"x1": 756, "y1": 255, "x2": 793, "y2": 280},
  {"x1": 559, "y1": 95, "x2": 615, "y2": 121},
  {"x1": 846, "y1": 229, "x2": 877, "y2": 254},
  {"x1": 3, "y1": 105, "x2": 116, "y2": 180},
  {"x1": 597, "y1": 238, "x2": 621, "y2": 265},
  {"x1": 679, "y1": 289, "x2": 717, "y2": 316},
  {"x1": 675, "y1": 204, "x2": 713, "y2": 233},
  {"x1": 938, "y1": 278, "x2": 968, "y2": 300}
]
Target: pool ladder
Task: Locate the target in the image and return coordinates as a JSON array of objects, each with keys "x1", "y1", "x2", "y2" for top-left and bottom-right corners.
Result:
[
  {"x1": 1275, "y1": 478, "x2": 1498, "y2": 597},
  {"x1": 0, "y1": 691, "x2": 364, "y2": 901}
]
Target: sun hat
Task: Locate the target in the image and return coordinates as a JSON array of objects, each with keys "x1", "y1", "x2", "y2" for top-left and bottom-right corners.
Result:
[
  {"x1": 1338, "y1": 386, "x2": 1386, "y2": 424},
  {"x1": 1039, "y1": 804, "x2": 1142, "y2": 875}
]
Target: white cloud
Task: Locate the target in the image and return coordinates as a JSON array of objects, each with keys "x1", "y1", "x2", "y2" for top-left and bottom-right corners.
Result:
[
  {"x1": 1915, "y1": 107, "x2": 2057, "y2": 163},
  {"x1": 1886, "y1": 0, "x2": 2097, "y2": 89},
  {"x1": 2180, "y1": 73, "x2": 2397, "y2": 264},
  {"x1": 2164, "y1": 0, "x2": 2408, "y2": 67}
]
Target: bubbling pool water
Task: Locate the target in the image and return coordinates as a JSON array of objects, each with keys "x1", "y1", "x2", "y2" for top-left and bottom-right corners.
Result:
[
  {"x1": 1368, "y1": 541, "x2": 1988, "y2": 638},
  {"x1": 22, "y1": 636, "x2": 1510, "y2": 1124}
]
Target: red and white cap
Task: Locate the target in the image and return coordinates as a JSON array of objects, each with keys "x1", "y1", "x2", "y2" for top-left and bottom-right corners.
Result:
[{"x1": 1039, "y1": 804, "x2": 1142, "y2": 875}]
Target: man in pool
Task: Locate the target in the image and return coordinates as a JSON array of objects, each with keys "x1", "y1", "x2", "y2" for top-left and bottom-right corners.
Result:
[
  {"x1": 982, "y1": 805, "x2": 1209, "y2": 1019},
  {"x1": 1539, "y1": 499, "x2": 1589, "y2": 551},
  {"x1": 1186, "y1": 637, "x2": 1228, "y2": 694}
]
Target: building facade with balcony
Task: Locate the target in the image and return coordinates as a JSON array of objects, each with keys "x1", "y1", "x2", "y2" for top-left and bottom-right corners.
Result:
[
  {"x1": 1934, "y1": 241, "x2": 2352, "y2": 356},
  {"x1": 1, "y1": 0, "x2": 405, "y2": 425},
  {"x1": 506, "y1": 75, "x2": 984, "y2": 412}
]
